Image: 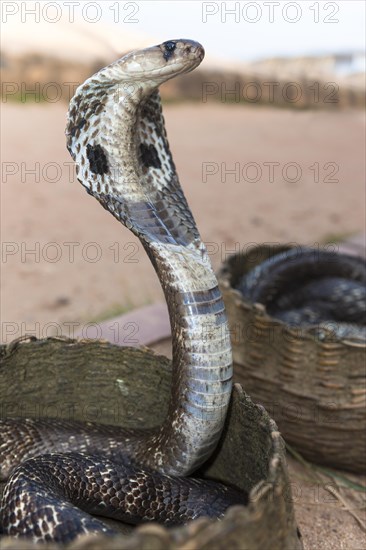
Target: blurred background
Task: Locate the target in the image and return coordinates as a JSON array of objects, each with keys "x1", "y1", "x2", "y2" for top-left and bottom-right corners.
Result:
[{"x1": 1, "y1": 0, "x2": 365, "y2": 342}]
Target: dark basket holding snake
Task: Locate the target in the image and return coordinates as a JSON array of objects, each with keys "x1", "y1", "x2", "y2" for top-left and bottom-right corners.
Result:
[
  {"x1": 217, "y1": 243, "x2": 366, "y2": 473},
  {"x1": 0, "y1": 337, "x2": 303, "y2": 550},
  {"x1": 0, "y1": 40, "x2": 302, "y2": 548}
]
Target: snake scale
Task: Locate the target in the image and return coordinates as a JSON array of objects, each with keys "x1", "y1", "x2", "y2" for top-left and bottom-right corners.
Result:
[
  {"x1": 237, "y1": 248, "x2": 366, "y2": 341},
  {"x1": 0, "y1": 40, "x2": 247, "y2": 543}
]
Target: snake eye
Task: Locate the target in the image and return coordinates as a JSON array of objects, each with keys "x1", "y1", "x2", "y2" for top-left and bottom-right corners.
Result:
[
  {"x1": 164, "y1": 41, "x2": 176, "y2": 52},
  {"x1": 162, "y1": 41, "x2": 177, "y2": 60}
]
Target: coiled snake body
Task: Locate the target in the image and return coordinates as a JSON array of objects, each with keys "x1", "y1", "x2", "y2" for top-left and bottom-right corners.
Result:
[
  {"x1": 0, "y1": 40, "x2": 246, "y2": 543},
  {"x1": 237, "y1": 248, "x2": 366, "y2": 341}
]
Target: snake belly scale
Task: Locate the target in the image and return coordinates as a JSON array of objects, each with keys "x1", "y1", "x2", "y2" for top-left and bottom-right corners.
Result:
[{"x1": 0, "y1": 40, "x2": 246, "y2": 543}]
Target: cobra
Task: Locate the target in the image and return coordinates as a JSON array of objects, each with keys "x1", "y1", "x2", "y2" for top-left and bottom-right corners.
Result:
[{"x1": 0, "y1": 40, "x2": 246, "y2": 543}]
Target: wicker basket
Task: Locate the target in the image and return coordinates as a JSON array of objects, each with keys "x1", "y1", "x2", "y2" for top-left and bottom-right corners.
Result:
[
  {"x1": 0, "y1": 336, "x2": 302, "y2": 550},
  {"x1": 218, "y1": 244, "x2": 366, "y2": 474}
]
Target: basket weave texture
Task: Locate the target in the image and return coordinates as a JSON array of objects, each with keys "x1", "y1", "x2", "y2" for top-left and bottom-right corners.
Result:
[
  {"x1": 218, "y1": 244, "x2": 366, "y2": 474},
  {"x1": 0, "y1": 337, "x2": 302, "y2": 549}
]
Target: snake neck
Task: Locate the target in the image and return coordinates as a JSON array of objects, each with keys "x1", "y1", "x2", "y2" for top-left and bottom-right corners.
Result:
[
  {"x1": 105, "y1": 97, "x2": 232, "y2": 475},
  {"x1": 137, "y1": 240, "x2": 233, "y2": 476}
]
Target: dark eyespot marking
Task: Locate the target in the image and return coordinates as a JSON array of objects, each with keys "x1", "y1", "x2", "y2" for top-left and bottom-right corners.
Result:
[
  {"x1": 86, "y1": 143, "x2": 109, "y2": 175},
  {"x1": 139, "y1": 143, "x2": 161, "y2": 170},
  {"x1": 162, "y1": 40, "x2": 176, "y2": 61},
  {"x1": 70, "y1": 117, "x2": 86, "y2": 137}
]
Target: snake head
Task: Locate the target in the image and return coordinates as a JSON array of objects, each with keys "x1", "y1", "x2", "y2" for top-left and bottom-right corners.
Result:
[
  {"x1": 66, "y1": 40, "x2": 204, "y2": 247},
  {"x1": 121, "y1": 39, "x2": 205, "y2": 81}
]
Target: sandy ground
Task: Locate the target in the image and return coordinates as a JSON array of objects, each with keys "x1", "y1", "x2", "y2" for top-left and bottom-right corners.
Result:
[{"x1": 1, "y1": 103, "x2": 365, "y2": 549}]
